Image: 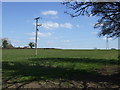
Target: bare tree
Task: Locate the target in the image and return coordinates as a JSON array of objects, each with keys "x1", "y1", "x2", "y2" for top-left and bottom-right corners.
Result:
[{"x1": 62, "y1": 1, "x2": 120, "y2": 38}]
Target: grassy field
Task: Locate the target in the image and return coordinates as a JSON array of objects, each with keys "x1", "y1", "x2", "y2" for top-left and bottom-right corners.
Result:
[{"x1": 2, "y1": 49, "x2": 120, "y2": 88}]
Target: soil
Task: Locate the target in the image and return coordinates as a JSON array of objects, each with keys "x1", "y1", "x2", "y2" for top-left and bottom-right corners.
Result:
[{"x1": 2, "y1": 66, "x2": 120, "y2": 89}]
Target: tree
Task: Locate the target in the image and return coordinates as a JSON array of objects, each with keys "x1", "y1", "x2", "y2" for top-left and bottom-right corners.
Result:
[
  {"x1": 2, "y1": 38, "x2": 9, "y2": 48},
  {"x1": 62, "y1": 1, "x2": 120, "y2": 38},
  {"x1": 29, "y1": 42, "x2": 35, "y2": 49},
  {"x1": 1, "y1": 38, "x2": 14, "y2": 49}
]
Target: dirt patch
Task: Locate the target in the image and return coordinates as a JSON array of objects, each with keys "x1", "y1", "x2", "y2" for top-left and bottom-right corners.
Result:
[
  {"x1": 2, "y1": 66, "x2": 120, "y2": 89},
  {"x1": 2, "y1": 80, "x2": 120, "y2": 89},
  {"x1": 97, "y1": 65, "x2": 120, "y2": 75}
]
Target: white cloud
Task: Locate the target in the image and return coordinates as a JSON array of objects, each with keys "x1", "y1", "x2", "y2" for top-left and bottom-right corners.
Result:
[
  {"x1": 42, "y1": 21, "x2": 59, "y2": 30},
  {"x1": 102, "y1": 37, "x2": 113, "y2": 40},
  {"x1": 38, "y1": 32, "x2": 52, "y2": 37},
  {"x1": 27, "y1": 32, "x2": 35, "y2": 36},
  {"x1": 41, "y1": 21, "x2": 73, "y2": 30},
  {"x1": 60, "y1": 23, "x2": 73, "y2": 29},
  {"x1": 61, "y1": 40, "x2": 70, "y2": 43},
  {"x1": 27, "y1": 32, "x2": 52, "y2": 37},
  {"x1": 42, "y1": 10, "x2": 58, "y2": 15},
  {"x1": 29, "y1": 37, "x2": 40, "y2": 40},
  {"x1": 32, "y1": 22, "x2": 42, "y2": 26}
]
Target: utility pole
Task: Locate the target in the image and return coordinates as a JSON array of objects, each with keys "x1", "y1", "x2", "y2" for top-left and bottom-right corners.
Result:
[
  {"x1": 34, "y1": 17, "x2": 42, "y2": 56},
  {"x1": 106, "y1": 36, "x2": 109, "y2": 50}
]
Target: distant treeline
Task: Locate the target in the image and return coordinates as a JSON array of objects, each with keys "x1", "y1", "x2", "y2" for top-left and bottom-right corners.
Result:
[{"x1": 2, "y1": 47, "x2": 61, "y2": 50}]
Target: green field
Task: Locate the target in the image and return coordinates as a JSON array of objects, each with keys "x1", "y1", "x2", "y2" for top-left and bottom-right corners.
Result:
[{"x1": 2, "y1": 49, "x2": 120, "y2": 88}]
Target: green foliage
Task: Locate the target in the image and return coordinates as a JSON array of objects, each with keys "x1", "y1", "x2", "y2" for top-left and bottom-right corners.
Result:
[
  {"x1": 28, "y1": 42, "x2": 35, "y2": 49},
  {"x1": 2, "y1": 39, "x2": 9, "y2": 48},
  {"x1": 1, "y1": 38, "x2": 14, "y2": 49},
  {"x1": 63, "y1": 2, "x2": 120, "y2": 38}
]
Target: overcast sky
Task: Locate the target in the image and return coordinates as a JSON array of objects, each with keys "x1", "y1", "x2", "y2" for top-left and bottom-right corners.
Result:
[{"x1": 2, "y1": 2, "x2": 118, "y2": 49}]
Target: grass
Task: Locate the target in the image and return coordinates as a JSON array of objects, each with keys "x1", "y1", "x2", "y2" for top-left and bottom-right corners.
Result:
[{"x1": 2, "y1": 49, "x2": 120, "y2": 88}]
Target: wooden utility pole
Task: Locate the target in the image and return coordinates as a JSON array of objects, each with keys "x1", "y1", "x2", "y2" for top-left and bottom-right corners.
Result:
[{"x1": 34, "y1": 17, "x2": 42, "y2": 56}]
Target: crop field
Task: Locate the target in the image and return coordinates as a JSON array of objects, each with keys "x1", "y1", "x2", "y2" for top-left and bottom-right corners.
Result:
[{"x1": 2, "y1": 49, "x2": 120, "y2": 88}]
